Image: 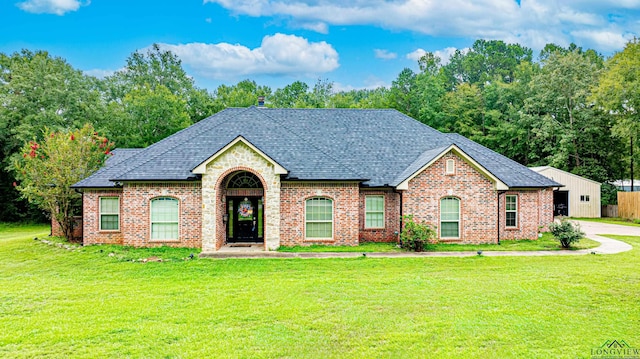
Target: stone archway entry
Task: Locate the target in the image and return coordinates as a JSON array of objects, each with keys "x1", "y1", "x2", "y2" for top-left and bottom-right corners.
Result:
[{"x1": 224, "y1": 171, "x2": 264, "y2": 244}]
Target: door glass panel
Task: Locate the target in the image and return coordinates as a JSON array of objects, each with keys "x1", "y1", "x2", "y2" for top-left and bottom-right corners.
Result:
[
  {"x1": 258, "y1": 199, "x2": 263, "y2": 237},
  {"x1": 228, "y1": 200, "x2": 233, "y2": 238},
  {"x1": 237, "y1": 197, "x2": 254, "y2": 221}
]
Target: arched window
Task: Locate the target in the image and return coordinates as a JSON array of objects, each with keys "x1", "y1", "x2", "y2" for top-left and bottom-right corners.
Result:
[
  {"x1": 305, "y1": 198, "x2": 333, "y2": 239},
  {"x1": 226, "y1": 171, "x2": 262, "y2": 189},
  {"x1": 150, "y1": 197, "x2": 179, "y2": 240},
  {"x1": 440, "y1": 197, "x2": 460, "y2": 238}
]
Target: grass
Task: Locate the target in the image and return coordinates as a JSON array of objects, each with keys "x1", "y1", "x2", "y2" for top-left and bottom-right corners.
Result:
[
  {"x1": 572, "y1": 216, "x2": 640, "y2": 227},
  {"x1": 1, "y1": 223, "x2": 639, "y2": 358},
  {"x1": 279, "y1": 233, "x2": 600, "y2": 252}
]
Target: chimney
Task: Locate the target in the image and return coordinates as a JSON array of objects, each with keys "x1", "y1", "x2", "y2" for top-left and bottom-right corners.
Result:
[{"x1": 257, "y1": 96, "x2": 265, "y2": 107}]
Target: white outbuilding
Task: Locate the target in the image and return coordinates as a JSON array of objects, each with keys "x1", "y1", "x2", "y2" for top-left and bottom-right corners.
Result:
[{"x1": 530, "y1": 166, "x2": 601, "y2": 218}]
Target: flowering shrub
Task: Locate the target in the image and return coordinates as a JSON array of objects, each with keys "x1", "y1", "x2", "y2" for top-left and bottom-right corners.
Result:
[{"x1": 13, "y1": 124, "x2": 114, "y2": 240}]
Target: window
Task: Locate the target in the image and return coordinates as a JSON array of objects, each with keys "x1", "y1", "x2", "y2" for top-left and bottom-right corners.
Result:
[
  {"x1": 365, "y1": 195, "x2": 385, "y2": 228},
  {"x1": 506, "y1": 195, "x2": 518, "y2": 228},
  {"x1": 99, "y1": 197, "x2": 119, "y2": 231},
  {"x1": 151, "y1": 197, "x2": 179, "y2": 240},
  {"x1": 305, "y1": 198, "x2": 333, "y2": 239},
  {"x1": 440, "y1": 197, "x2": 460, "y2": 238},
  {"x1": 580, "y1": 195, "x2": 590, "y2": 202},
  {"x1": 445, "y1": 159, "x2": 455, "y2": 175}
]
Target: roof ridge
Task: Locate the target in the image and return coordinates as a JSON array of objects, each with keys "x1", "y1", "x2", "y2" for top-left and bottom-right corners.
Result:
[
  {"x1": 111, "y1": 107, "x2": 253, "y2": 181},
  {"x1": 257, "y1": 109, "x2": 367, "y2": 180}
]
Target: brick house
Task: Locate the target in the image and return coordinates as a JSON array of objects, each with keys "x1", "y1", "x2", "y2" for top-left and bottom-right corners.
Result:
[{"x1": 72, "y1": 107, "x2": 559, "y2": 252}]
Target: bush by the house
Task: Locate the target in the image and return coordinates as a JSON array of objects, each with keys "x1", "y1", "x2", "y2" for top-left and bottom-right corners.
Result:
[
  {"x1": 549, "y1": 218, "x2": 585, "y2": 249},
  {"x1": 400, "y1": 215, "x2": 436, "y2": 252}
]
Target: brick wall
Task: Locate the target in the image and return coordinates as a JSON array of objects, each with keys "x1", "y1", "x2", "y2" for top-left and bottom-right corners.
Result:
[
  {"x1": 499, "y1": 189, "x2": 554, "y2": 240},
  {"x1": 280, "y1": 182, "x2": 360, "y2": 246},
  {"x1": 358, "y1": 189, "x2": 401, "y2": 242},
  {"x1": 51, "y1": 216, "x2": 83, "y2": 239},
  {"x1": 403, "y1": 152, "x2": 499, "y2": 243},
  {"x1": 82, "y1": 190, "x2": 124, "y2": 245},
  {"x1": 119, "y1": 182, "x2": 202, "y2": 248}
]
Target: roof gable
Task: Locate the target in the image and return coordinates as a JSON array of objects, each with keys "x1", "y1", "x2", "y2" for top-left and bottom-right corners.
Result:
[
  {"x1": 394, "y1": 145, "x2": 509, "y2": 190},
  {"x1": 192, "y1": 136, "x2": 288, "y2": 175}
]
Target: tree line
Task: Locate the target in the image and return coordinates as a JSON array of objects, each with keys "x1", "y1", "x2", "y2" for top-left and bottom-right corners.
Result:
[{"x1": 1, "y1": 39, "x2": 639, "y2": 221}]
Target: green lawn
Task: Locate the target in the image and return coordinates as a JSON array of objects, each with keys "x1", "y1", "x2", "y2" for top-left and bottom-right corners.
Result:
[
  {"x1": 279, "y1": 233, "x2": 600, "y2": 252},
  {"x1": 572, "y1": 216, "x2": 640, "y2": 227},
  {"x1": 1, "y1": 223, "x2": 639, "y2": 358}
]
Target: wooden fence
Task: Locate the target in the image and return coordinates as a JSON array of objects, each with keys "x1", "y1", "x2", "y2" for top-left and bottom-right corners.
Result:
[
  {"x1": 601, "y1": 205, "x2": 618, "y2": 218},
  {"x1": 617, "y1": 192, "x2": 640, "y2": 219}
]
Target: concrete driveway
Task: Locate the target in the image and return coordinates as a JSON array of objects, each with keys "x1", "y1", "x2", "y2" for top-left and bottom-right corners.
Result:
[{"x1": 571, "y1": 220, "x2": 634, "y2": 254}]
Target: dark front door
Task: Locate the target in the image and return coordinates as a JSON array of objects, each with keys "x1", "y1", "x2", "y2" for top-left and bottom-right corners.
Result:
[
  {"x1": 227, "y1": 196, "x2": 262, "y2": 243},
  {"x1": 554, "y1": 191, "x2": 569, "y2": 216}
]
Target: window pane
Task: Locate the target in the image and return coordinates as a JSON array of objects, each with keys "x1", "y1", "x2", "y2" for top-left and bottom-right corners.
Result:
[
  {"x1": 151, "y1": 223, "x2": 178, "y2": 240},
  {"x1": 306, "y1": 222, "x2": 332, "y2": 238},
  {"x1": 100, "y1": 198, "x2": 118, "y2": 213},
  {"x1": 151, "y1": 198, "x2": 178, "y2": 222},
  {"x1": 506, "y1": 212, "x2": 516, "y2": 227},
  {"x1": 100, "y1": 214, "x2": 118, "y2": 230},
  {"x1": 441, "y1": 222, "x2": 459, "y2": 238},
  {"x1": 366, "y1": 212, "x2": 384, "y2": 228}
]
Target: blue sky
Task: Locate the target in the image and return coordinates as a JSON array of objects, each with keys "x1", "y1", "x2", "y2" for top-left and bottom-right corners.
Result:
[{"x1": 1, "y1": 0, "x2": 639, "y2": 92}]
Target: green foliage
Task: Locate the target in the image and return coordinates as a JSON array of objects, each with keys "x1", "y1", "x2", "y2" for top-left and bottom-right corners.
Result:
[
  {"x1": 0, "y1": 50, "x2": 106, "y2": 221},
  {"x1": 399, "y1": 215, "x2": 436, "y2": 251},
  {"x1": 601, "y1": 183, "x2": 618, "y2": 205},
  {"x1": 548, "y1": 218, "x2": 585, "y2": 248},
  {"x1": 12, "y1": 124, "x2": 112, "y2": 240}
]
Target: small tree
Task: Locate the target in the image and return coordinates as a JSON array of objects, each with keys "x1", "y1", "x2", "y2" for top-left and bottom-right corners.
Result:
[
  {"x1": 13, "y1": 124, "x2": 113, "y2": 241},
  {"x1": 549, "y1": 218, "x2": 585, "y2": 249},
  {"x1": 400, "y1": 215, "x2": 437, "y2": 252}
]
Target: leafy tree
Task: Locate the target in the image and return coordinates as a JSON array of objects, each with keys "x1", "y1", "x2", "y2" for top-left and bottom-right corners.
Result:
[
  {"x1": 13, "y1": 124, "x2": 113, "y2": 240},
  {"x1": 111, "y1": 84, "x2": 192, "y2": 148},
  {"x1": 0, "y1": 50, "x2": 105, "y2": 221},
  {"x1": 103, "y1": 44, "x2": 217, "y2": 126},
  {"x1": 270, "y1": 81, "x2": 310, "y2": 107},
  {"x1": 214, "y1": 79, "x2": 271, "y2": 108},
  {"x1": 592, "y1": 38, "x2": 640, "y2": 185},
  {"x1": 389, "y1": 68, "x2": 418, "y2": 117}
]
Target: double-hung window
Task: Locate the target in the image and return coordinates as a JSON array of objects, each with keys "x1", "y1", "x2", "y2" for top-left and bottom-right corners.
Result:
[
  {"x1": 305, "y1": 198, "x2": 333, "y2": 239},
  {"x1": 99, "y1": 197, "x2": 119, "y2": 231},
  {"x1": 440, "y1": 197, "x2": 460, "y2": 238},
  {"x1": 506, "y1": 195, "x2": 518, "y2": 228},
  {"x1": 365, "y1": 195, "x2": 385, "y2": 228},
  {"x1": 151, "y1": 197, "x2": 179, "y2": 240}
]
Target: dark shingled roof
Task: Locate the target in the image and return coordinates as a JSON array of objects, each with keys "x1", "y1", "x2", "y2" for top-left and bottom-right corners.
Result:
[{"x1": 73, "y1": 107, "x2": 560, "y2": 189}]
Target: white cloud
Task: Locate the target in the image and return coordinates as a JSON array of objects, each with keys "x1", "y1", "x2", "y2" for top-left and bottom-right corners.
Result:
[
  {"x1": 406, "y1": 47, "x2": 464, "y2": 65},
  {"x1": 155, "y1": 33, "x2": 339, "y2": 80},
  {"x1": 83, "y1": 68, "x2": 115, "y2": 79},
  {"x1": 374, "y1": 49, "x2": 397, "y2": 60},
  {"x1": 205, "y1": 0, "x2": 640, "y2": 54},
  {"x1": 297, "y1": 21, "x2": 329, "y2": 34},
  {"x1": 571, "y1": 29, "x2": 634, "y2": 52},
  {"x1": 406, "y1": 49, "x2": 426, "y2": 62},
  {"x1": 16, "y1": 0, "x2": 85, "y2": 15}
]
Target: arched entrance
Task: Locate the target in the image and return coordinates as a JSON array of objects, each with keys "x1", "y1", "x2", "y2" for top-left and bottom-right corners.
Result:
[{"x1": 224, "y1": 171, "x2": 264, "y2": 243}]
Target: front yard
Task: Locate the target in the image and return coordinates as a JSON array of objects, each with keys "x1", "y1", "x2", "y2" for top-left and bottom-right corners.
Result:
[{"x1": 1, "y1": 223, "x2": 638, "y2": 358}]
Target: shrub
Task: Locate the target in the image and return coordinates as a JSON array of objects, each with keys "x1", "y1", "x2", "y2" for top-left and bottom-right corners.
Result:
[
  {"x1": 548, "y1": 218, "x2": 585, "y2": 248},
  {"x1": 400, "y1": 215, "x2": 436, "y2": 252}
]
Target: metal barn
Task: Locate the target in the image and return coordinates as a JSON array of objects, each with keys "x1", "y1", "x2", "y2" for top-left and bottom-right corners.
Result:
[{"x1": 530, "y1": 166, "x2": 601, "y2": 218}]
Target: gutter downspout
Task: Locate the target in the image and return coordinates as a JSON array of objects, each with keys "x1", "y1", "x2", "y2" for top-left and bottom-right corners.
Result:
[
  {"x1": 497, "y1": 190, "x2": 507, "y2": 245},
  {"x1": 395, "y1": 189, "x2": 403, "y2": 244}
]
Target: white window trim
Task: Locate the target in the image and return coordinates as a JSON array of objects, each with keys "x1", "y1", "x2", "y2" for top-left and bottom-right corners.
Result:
[
  {"x1": 580, "y1": 195, "x2": 590, "y2": 202},
  {"x1": 150, "y1": 197, "x2": 180, "y2": 241},
  {"x1": 99, "y1": 197, "x2": 120, "y2": 231},
  {"x1": 440, "y1": 197, "x2": 460, "y2": 239},
  {"x1": 445, "y1": 159, "x2": 455, "y2": 175},
  {"x1": 304, "y1": 197, "x2": 334, "y2": 240},
  {"x1": 365, "y1": 195, "x2": 385, "y2": 229},
  {"x1": 506, "y1": 194, "x2": 518, "y2": 228}
]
